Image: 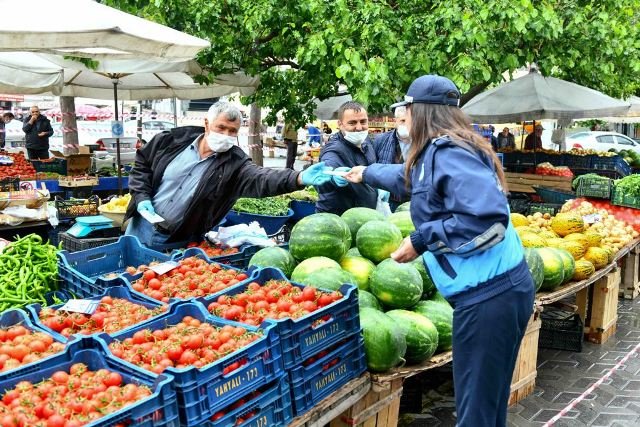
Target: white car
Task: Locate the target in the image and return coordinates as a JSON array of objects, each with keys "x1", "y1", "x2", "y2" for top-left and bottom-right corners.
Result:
[{"x1": 566, "y1": 131, "x2": 640, "y2": 154}]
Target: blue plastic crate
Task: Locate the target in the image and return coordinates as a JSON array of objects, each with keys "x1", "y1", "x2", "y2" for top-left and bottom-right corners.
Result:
[
  {"x1": 0, "y1": 336, "x2": 179, "y2": 427},
  {"x1": 171, "y1": 245, "x2": 259, "y2": 270},
  {"x1": 591, "y1": 155, "x2": 632, "y2": 177},
  {"x1": 201, "y1": 267, "x2": 360, "y2": 370},
  {"x1": 563, "y1": 153, "x2": 594, "y2": 170},
  {"x1": 533, "y1": 186, "x2": 576, "y2": 204},
  {"x1": 96, "y1": 301, "x2": 283, "y2": 427},
  {"x1": 225, "y1": 208, "x2": 294, "y2": 235},
  {"x1": 289, "y1": 333, "x2": 367, "y2": 417},
  {"x1": 26, "y1": 285, "x2": 167, "y2": 343},
  {"x1": 290, "y1": 200, "x2": 316, "y2": 222},
  {"x1": 202, "y1": 375, "x2": 293, "y2": 427},
  {"x1": 57, "y1": 235, "x2": 171, "y2": 298}
]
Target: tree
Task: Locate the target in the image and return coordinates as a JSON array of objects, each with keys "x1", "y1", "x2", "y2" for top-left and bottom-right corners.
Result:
[{"x1": 105, "y1": 0, "x2": 640, "y2": 124}]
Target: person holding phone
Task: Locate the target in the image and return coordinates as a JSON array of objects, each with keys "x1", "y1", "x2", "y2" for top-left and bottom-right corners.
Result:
[{"x1": 22, "y1": 106, "x2": 53, "y2": 159}]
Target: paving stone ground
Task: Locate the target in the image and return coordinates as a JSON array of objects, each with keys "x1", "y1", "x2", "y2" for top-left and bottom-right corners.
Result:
[{"x1": 399, "y1": 295, "x2": 640, "y2": 427}]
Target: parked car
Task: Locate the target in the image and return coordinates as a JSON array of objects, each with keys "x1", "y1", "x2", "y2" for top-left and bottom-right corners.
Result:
[{"x1": 566, "y1": 131, "x2": 640, "y2": 154}]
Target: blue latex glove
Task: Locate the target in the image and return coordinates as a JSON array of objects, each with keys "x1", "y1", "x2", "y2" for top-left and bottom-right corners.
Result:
[
  {"x1": 332, "y1": 167, "x2": 350, "y2": 187},
  {"x1": 378, "y1": 189, "x2": 390, "y2": 202},
  {"x1": 137, "y1": 200, "x2": 156, "y2": 215},
  {"x1": 300, "y1": 162, "x2": 333, "y2": 186}
]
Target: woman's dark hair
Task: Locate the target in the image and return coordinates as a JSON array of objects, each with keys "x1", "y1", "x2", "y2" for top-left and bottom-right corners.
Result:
[{"x1": 404, "y1": 103, "x2": 508, "y2": 192}]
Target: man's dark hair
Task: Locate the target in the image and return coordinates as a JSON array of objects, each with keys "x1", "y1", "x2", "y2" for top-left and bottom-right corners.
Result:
[
  {"x1": 337, "y1": 101, "x2": 366, "y2": 120},
  {"x1": 2, "y1": 113, "x2": 14, "y2": 119}
]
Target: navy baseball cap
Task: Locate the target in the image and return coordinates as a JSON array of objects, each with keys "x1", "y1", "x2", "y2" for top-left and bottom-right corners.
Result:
[{"x1": 391, "y1": 75, "x2": 461, "y2": 109}]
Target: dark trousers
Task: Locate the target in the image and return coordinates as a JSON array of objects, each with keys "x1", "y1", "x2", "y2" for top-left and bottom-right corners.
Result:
[
  {"x1": 285, "y1": 139, "x2": 297, "y2": 170},
  {"x1": 452, "y1": 272, "x2": 535, "y2": 427},
  {"x1": 27, "y1": 148, "x2": 50, "y2": 160}
]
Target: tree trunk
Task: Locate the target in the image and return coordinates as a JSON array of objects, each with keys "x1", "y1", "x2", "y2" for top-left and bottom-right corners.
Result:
[
  {"x1": 248, "y1": 102, "x2": 263, "y2": 166},
  {"x1": 136, "y1": 101, "x2": 143, "y2": 142},
  {"x1": 460, "y1": 81, "x2": 491, "y2": 107},
  {"x1": 60, "y1": 96, "x2": 79, "y2": 155}
]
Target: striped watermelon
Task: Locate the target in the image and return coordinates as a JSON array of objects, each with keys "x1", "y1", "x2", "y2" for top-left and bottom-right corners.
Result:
[
  {"x1": 369, "y1": 259, "x2": 422, "y2": 309},
  {"x1": 413, "y1": 300, "x2": 453, "y2": 352},
  {"x1": 301, "y1": 267, "x2": 356, "y2": 291},
  {"x1": 290, "y1": 256, "x2": 341, "y2": 283},
  {"x1": 386, "y1": 309, "x2": 439, "y2": 364},
  {"x1": 360, "y1": 308, "x2": 407, "y2": 372},
  {"x1": 358, "y1": 290, "x2": 382, "y2": 311},
  {"x1": 341, "y1": 207, "x2": 385, "y2": 242},
  {"x1": 356, "y1": 221, "x2": 403, "y2": 263},
  {"x1": 289, "y1": 213, "x2": 351, "y2": 261},
  {"x1": 388, "y1": 211, "x2": 415, "y2": 238}
]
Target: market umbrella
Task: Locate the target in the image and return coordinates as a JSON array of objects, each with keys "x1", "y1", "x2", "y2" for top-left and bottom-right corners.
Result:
[
  {"x1": 313, "y1": 94, "x2": 353, "y2": 120},
  {"x1": 0, "y1": 0, "x2": 209, "y2": 61},
  {"x1": 462, "y1": 69, "x2": 631, "y2": 123}
]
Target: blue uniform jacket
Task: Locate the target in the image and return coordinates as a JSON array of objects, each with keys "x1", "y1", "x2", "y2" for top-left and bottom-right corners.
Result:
[
  {"x1": 373, "y1": 130, "x2": 410, "y2": 205},
  {"x1": 363, "y1": 136, "x2": 526, "y2": 299},
  {"x1": 316, "y1": 132, "x2": 377, "y2": 215}
]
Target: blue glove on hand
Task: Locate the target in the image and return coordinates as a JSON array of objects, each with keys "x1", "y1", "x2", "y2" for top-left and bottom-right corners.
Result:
[
  {"x1": 377, "y1": 189, "x2": 390, "y2": 202},
  {"x1": 300, "y1": 162, "x2": 333, "y2": 186},
  {"x1": 137, "y1": 200, "x2": 156, "y2": 215},
  {"x1": 332, "y1": 167, "x2": 350, "y2": 187}
]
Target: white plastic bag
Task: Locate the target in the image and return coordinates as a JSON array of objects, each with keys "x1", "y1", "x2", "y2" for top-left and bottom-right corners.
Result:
[
  {"x1": 376, "y1": 194, "x2": 392, "y2": 217},
  {"x1": 205, "y1": 222, "x2": 276, "y2": 248}
]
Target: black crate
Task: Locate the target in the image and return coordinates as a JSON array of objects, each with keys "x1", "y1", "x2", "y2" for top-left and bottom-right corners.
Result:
[
  {"x1": 54, "y1": 195, "x2": 100, "y2": 219},
  {"x1": 47, "y1": 222, "x2": 73, "y2": 246},
  {"x1": 508, "y1": 197, "x2": 531, "y2": 215},
  {"x1": 31, "y1": 158, "x2": 67, "y2": 174},
  {"x1": 539, "y1": 309, "x2": 583, "y2": 352},
  {"x1": 0, "y1": 177, "x2": 20, "y2": 191},
  {"x1": 575, "y1": 176, "x2": 612, "y2": 199},
  {"x1": 60, "y1": 229, "x2": 121, "y2": 252}
]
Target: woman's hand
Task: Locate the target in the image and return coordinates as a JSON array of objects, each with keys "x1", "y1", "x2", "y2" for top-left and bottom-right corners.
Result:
[
  {"x1": 345, "y1": 166, "x2": 366, "y2": 183},
  {"x1": 391, "y1": 237, "x2": 419, "y2": 263}
]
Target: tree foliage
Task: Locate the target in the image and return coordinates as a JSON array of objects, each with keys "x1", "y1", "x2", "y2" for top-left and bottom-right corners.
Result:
[{"x1": 105, "y1": 0, "x2": 640, "y2": 125}]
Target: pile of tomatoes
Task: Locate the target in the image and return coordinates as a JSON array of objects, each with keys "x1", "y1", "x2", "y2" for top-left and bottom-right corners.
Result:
[
  {"x1": 108, "y1": 316, "x2": 260, "y2": 374},
  {"x1": 0, "y1": 152, "x2": 37, "y2": 180},
  {"x1": 0, "y1": 363, "x2": 151, "y2": 427},
  {"x1": 210, "y1": 390, "x2": 263, "y2": 423},
  {"x1": 37, "y1": 296, "x2": 168, "y2": 338},
  {"x1": 207, "y1": 279, "x2": 343, "y2": 326},
  {"x1": 185, "y1": 241, "x2": 239, "y2": 259},
  {"x1": 0, "y1": 326, "x2": 64, "y2": 373},
  {"x1": 130, "y1": 257, "x2": 249, "y2": 302}
]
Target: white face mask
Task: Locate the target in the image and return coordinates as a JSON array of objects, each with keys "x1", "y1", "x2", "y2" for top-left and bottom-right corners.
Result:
[
  {"x1": 206, "y1": 132, "x2": 236, "y2": 153},
  {"x1": 343, "y1": 130, "x2": 368, "y2": 146},
  {"x1": 396, "y1": 125, "x2": 410, "y2": 140},
  {"x1": 400, "y1": 141, "x2": 411, "y2": 161}
]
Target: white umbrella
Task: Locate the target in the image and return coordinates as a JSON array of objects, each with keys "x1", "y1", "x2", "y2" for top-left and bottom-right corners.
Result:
[
  {"x1": 313, "y1": 94, "x2": 352, "y2": 119},
  {"x1": 462, "y1": 70, "x2": 631, "y2": 123},
  {"x1": 0, "y1": 0, "x2": 209, "y2": 61}
]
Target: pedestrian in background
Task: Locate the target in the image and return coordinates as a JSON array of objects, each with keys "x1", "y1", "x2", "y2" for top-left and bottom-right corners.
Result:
[
  {"x1": 497, "y1": 127, "x2": 516, "y2": 149},
  {"x1": 22, "y1": 106, "x2": 53, "y2": 159},
  {"x1": 283, "y1": 121, "x2": 299, "y2": 170},
  {"x1": 0, "y1": 112, "x2": 15, "y2": 150}
]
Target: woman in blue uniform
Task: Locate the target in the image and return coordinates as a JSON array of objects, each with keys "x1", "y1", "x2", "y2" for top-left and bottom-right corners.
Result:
[{"x1": 346, "y1": 75, "x2": 535, "y2": 427}]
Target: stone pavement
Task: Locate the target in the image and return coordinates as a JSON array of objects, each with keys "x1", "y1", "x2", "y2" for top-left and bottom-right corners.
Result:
[{"x1": 399, "y1": 296, "x2": 640, "y2": 427}]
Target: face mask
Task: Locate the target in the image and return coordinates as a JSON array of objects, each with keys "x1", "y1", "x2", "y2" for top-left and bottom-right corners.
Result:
[
  {"x1": 400, "y1": 141, "x2": 411, "y2": 161},
  {"x1": 396, "y1": 125, "x2": 410, "y2": 140},
  {"x1": 206, "y1": 132, "x2": 236, "y2": 152},
  {"x1": 343, "y1": 130, "x2": 368, "y2": 146}
]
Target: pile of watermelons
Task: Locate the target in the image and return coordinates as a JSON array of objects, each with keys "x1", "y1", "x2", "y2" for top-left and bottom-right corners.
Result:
[{"x1": 248, "y1": 203, "x2": 454, "y2": 373}]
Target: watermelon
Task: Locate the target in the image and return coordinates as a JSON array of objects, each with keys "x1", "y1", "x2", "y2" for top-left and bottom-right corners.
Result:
[
  {"x1": 359, "y1": 308, "x2": 406, "y2": 372},
  {"x1": 396, "y1": 202, "x2": 411, "y2": 212},
  {"x1": 413, "y1": 300, "x2": 453, "y2": 352},
  {"x1": 554, "y1": 248, "x2": 576, "y2": 284},
  {"x1": 359, "y1": 290, "x2": 382, "y2": 311},
  {"x1": 386, "y1": 310, "x2": 439, "y2": 364},
  {"x1": 356, "y1": 221, "x2": 403, "y2": 263},
  {"x1": 289, "y1": 213, "x2": 351, "y2": 262},
  {"x1": 248, "y1": 247, "x2": 297, "y2": 277},
  {"x1": 341, "y1": 208, "x2": 385, "y2": 243},
  {"x1": 412, "y1": 258, "x2": 436, "y2": 299},
  {"x1": 524, "y1": 248, "x2": 545, "y2": 292},
  {"x1": 535, "y1": 248, "x2": 565, "y2": 291},
  {"x1": 388, "y1": 211, "x2": 415, "y2": 238},
  {"x1": 430, "y1": 292, "x2": 448, "y2": 304},
  {"x1": 302, "y1": 267, "x2": 355, "y2": 291},
  {"x1": 340, "y1": 256, "x2": 376, "y2": 291},
  {"x1": 346, "y1": 247, "x2": 361, "y2": 257},
  {"x1": 370, "y1": 258, "x2": 423, "y2": 309},
  {"x1": 291, "y1": 256, "x2": 341, "y2": 283}
]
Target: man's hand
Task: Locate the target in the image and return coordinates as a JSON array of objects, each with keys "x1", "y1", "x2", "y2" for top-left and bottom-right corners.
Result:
[
  {"x1": 29, "y1": 115, "x2": 37, "y2": 124},
  {"x1": 345, "y1": 166, "x2": 366, "y2": 183},
  {"x1": 391, "y1": 236, "x2": 419, "y2": 263},
  {"x1": 38, "y1": 132, "x2": 47, "y2": 137}
]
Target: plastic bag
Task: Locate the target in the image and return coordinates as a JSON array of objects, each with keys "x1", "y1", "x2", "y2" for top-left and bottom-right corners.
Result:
[
  {"x1": 205, "y1": 222, "x2": 277, "y2": 248},
  {"x1": 376, "y1": 196, "x2": 392, "y2": 217}
]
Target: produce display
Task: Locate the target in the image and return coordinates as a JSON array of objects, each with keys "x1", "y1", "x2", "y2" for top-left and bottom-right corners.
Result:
[
  {"x1": 109, "y1": 317, "x2": 260, "y2": 374},
  {"x1": 341, "y1": 207, "x2": 385, "y2": 242},
  {"x1": 613, "y1": 148, "x2": 640, "y2": 168},
  {"x1": 356, "y1": 220, "x2": 403, "y2": 263},
  {"x1": 99, "y1": 193, "x2": 132, "y2": 213},
  {"x1": 388, "y1": 211, "x2": 416, "y2": 237},
  {"x1": 37, "y1": 295, "x2": 168, "y2": 338},
  {"x1": 291, "y1": 256, "x2": 340, "y2": 283},
  {"x1": 289, "y1": 213, "x2": 352, "y2": 262},
  {"x1": 207, "y1": 279, "x2": 344, "y2": 324},
  {"x1": 0, "y1": 234, "x2": 59, "y2": 311},
  {"x1": 248, "y1": 246, "x2": 297, "y2": 277},
  {"x1": 613, "y1": 174, "x2": 640, "y2": 199},
  {"x1": 0, "y1": 325, "x2": 64, "y2": 372},
  {"x1": 0, "y1": 363, "x2": 151, "y2": 426},
  {"x1": 232, "y1": 196, "x2": 290, "y2": 216},
  {"x1": 386, "y1": 309, "x2": 438, "y2": 364},
  {"x1": 185, "y1": 240, "x2": 239, "y2": 258},
  {"x1": 0, "y1": 152, "x2": 36, "y2": 179},
  {"x1": 130, "y1": 256, "x2": 249, "y2": 302},
  {"x1": 369, "y1": 259, "x2": 422, "y2": 309},
  {"x1": 210, "y1": 389, "x2": 264, "y2": 423},
  {"x1": 359, "y1": 307, "x2": 407, "y2": 372},
  {"x1": 285, "y1": 186, "x2": 318, "y2": 202},
  {"x1": 535, "y1": 162, "x2": 573, "y2": 177}
]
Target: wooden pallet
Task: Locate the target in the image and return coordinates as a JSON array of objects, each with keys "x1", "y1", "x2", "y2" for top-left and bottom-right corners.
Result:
[
  {"x1": 505, "y1": 172, "x2": 573, "y2": 193},
  {"x1": 509, "y1": 310, "x2": 542, "y2": 406},
  {"x1": 584, "y1": 267, "x2": 620, "y2": 344},
  {"x1": 329, "y1": 378, "x2": 403, "y2": 427},
  {"x1": 619, "y1": 245, "x2": 640, "y2": 300}
]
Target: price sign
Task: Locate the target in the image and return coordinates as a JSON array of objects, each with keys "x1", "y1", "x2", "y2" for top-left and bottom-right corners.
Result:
[
  {"x1": 149, "y1": 261, "x2": 179, "y2": 275},
  {"x1": 59, "y1": 299, "x2": 100, "y2": 315},
  {"x1": 582, "y1": 214, "x2": 602, "y2": 224}
]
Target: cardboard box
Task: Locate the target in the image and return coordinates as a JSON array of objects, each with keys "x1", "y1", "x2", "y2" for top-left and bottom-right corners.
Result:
[{"x1": 51, "y1": 147, "x2": 92, "y2": 175}]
